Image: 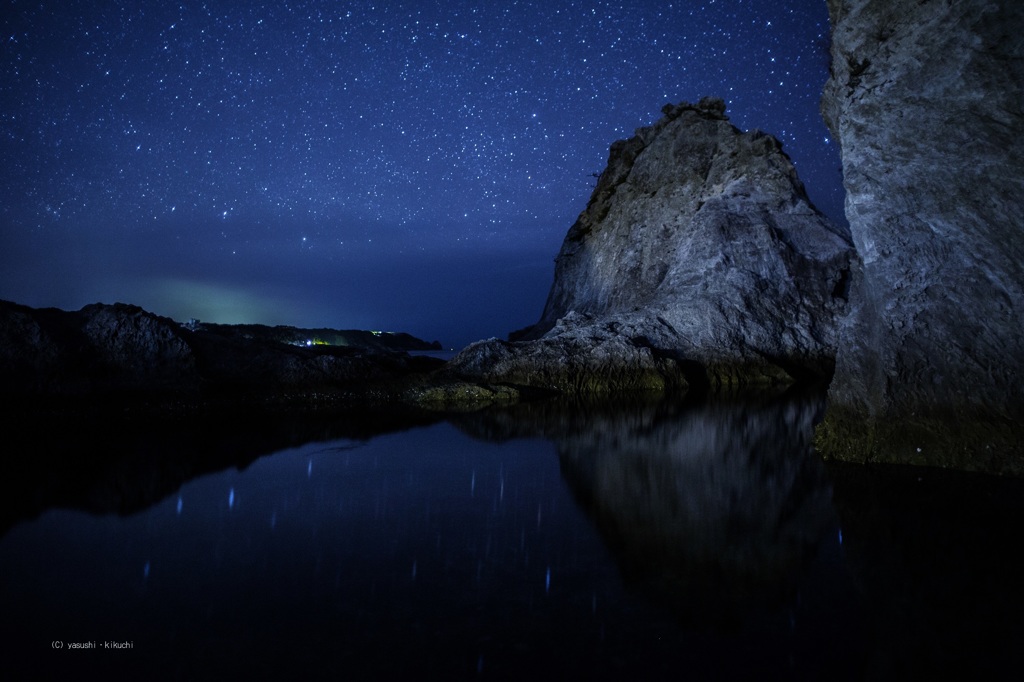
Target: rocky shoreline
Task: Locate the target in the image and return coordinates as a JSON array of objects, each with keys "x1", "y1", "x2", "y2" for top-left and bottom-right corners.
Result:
[
  {"x1": 0, "y1": 299, "x2": 445, "y2": 409},
  {"x1": 3, "y1": 0, "x2": 1022, "y2": 475}
]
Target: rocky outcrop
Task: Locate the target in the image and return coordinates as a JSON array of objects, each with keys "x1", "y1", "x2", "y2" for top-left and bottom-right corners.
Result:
[
  {"x1": 0, "y1": 300, "x2": 443, "y2": 402},
  {"x1": 81, "y1": 303, "x2": 200, "y2": 390},
  {"x1": 445, "y1": 315, "x2": 690, "y2": 394},
  {"x1": 817, "y1": 0, "x2": 1024, "y2": 473},
  {"x1": 0, "y1": 301, "x2": 200, "y2": 394},
  {"x1": 449, "y1": 99, "x2": 854, "y2": 394}
]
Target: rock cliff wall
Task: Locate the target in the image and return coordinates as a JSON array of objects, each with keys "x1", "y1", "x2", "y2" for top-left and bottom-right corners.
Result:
[
  {"x1": 818, "y1": 0, "x2": 1024, "y2": 472},
  {"x1": 450, "y1": 98, "x2": 853, "y2": 393}
]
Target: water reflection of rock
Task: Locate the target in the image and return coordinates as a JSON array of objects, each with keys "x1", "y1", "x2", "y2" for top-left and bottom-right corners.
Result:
[
  {"x1": 454, "y1": 394, "x2": 837, "y2": 629},
  {"x1": 0, "y1": 406, "x2": 444, "y2": 537}
]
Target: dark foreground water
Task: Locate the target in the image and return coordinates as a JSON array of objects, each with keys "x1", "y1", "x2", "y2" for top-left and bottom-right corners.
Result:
[{"x1": 2, "y1": 396, "x2": 1023, "y2": 680}]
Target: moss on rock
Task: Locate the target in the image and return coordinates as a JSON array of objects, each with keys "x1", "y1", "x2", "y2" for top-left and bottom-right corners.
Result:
[{"x1": 816, "y1": 405, "x2": 1024, "y2": 476}]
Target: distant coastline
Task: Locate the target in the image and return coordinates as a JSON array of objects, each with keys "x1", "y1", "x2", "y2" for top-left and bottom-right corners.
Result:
[{"x1": 0, "y1": 299, "x2": 446, "y2": 407}]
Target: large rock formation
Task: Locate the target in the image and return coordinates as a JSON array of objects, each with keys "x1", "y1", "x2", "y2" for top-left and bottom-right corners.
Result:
[
  {"x1": 449, "y1": 98, "x2": 854, "y2": 394},
  {"x1": 817, "y1": 0, "x2": 1024, "y2": 473}
]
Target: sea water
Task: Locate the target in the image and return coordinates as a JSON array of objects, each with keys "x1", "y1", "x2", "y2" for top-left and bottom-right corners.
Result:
[{"x1": 2, "y1": 396, "x2": 1022, "y2": 678}]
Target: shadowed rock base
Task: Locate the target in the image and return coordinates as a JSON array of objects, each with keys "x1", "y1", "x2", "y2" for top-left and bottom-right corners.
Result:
[{"x1": 817, "y1": 406, "x2": 1024, "y2": 476}]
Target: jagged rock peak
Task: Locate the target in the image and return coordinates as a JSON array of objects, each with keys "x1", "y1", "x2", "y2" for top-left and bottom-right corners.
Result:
[
  {"x1": 651, "y1": 96, "x2": 729, "y2": 132},
  {"x1": 529, "y1": 97, "x2": 852, "y2": 338},
  {"x1": 578, "y1": 97, "x2": 735, "y2": 236},
  {"x1": 450, "y1": 99, "x2": 854, "y2": 394}
]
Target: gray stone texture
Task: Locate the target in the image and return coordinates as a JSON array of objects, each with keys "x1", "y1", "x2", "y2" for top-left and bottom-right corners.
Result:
[
  {"x1": 451, "y1": 98, "x2": 853, "y2": 393},
  {"x1": 818, "y1": 0, "x2": 1024, "y2": 472}
]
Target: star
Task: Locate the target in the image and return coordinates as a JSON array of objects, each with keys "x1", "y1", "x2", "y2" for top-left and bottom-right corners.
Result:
[{"x1": 0, "y1": 0, "x2": 843, "y2": 348}]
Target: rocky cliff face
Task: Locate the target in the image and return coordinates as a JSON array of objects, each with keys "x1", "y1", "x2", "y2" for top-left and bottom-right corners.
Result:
[
  {"x1": 450, "y1": 98, "x2": 853, "y2": 393},
  {"x1": 818, "y1": 0, "x2": 1024, "y2": 472}
]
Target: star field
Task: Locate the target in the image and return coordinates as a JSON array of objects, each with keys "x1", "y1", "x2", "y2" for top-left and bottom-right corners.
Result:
[{"x1": 1, "y1": 0, "x2": 843, "y2": 347}]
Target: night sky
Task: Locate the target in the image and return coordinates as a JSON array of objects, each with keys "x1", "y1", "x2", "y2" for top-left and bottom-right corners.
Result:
[{"x1": 1, "y1": 0, "x2": 843, "y2": 349}]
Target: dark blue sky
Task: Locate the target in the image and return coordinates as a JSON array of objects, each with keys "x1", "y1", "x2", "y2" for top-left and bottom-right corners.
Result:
[{"x1": 1, "y1": 0, "x2": 843, "y2": 348}]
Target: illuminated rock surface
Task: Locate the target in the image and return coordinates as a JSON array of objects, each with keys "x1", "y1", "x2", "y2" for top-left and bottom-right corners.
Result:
[
  {"x1": 450, "y1": 99, "x2": 853, "y2": 393},
  {"x1": 816, "y1": 0, "x2": 1024, "y2": 473}
]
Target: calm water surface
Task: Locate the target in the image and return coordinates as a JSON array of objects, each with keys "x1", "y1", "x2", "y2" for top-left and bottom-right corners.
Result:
[{"x1": 2, "y1": 397, "x2": 1022, "y2": 679}]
